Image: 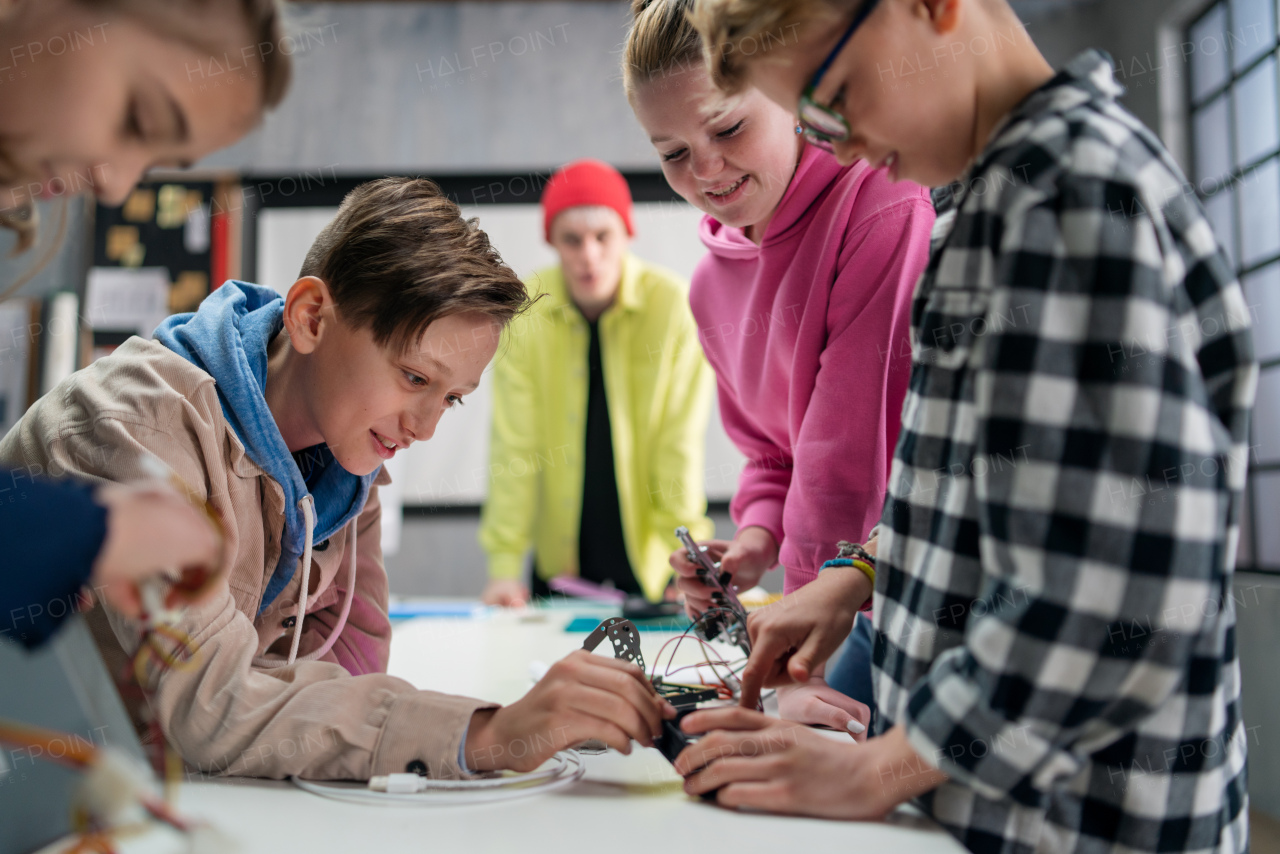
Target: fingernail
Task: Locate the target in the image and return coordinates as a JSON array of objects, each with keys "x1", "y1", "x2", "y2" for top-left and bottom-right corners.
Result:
[{"x1": 846, "y1": 719, "x2": 866, "y2": 734}]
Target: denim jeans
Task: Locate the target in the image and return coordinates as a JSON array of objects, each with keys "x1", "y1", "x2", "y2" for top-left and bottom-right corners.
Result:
[{"x1": 824, "y1": 612, "x2": 876, "y2": 719}]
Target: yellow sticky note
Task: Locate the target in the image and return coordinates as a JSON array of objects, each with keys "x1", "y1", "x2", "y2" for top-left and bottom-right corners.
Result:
[
  {"x1": 169, "y1": 271, "x2": 209, "y2": 313},
  {"x1": 105, "y1": 225, "x2": 139, "y2": 261},
  {"x1": 122, "y1": 189, "x2": 155, "y2": 223}
]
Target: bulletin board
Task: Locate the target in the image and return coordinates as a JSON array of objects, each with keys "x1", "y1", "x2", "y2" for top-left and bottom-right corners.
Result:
[
  {"x1": 92, "y1": 179, "x2": 218, "y2": 311},
  {"x1": 89, "y1": 179, "x2": 239, "y2": 360}
]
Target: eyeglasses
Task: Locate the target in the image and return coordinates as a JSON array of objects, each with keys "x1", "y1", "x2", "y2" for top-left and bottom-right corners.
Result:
[{"x1": 798, "y1": 0, "x2": 881, "y2": 152}]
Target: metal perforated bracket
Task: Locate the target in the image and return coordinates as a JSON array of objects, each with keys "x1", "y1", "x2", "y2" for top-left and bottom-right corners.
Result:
[{"x1": 581, "y1": 617, "x2": 645, "y2": 675}]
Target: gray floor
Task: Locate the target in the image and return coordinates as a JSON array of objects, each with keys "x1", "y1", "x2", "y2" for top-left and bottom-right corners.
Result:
[{"x1": 384, "y1": 507, "x2": 785, "y2": 597}]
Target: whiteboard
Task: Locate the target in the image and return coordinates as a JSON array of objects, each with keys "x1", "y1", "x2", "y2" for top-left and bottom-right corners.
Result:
[{"x1": 258, "y1": 201, "x2": 746, "y2": 505}]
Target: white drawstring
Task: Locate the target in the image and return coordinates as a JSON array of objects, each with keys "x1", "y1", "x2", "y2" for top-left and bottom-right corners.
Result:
[
  {"x1": 285, "y1": 496, "x2": 316, "y2": 665},
  {"x1": 252, "y1": 496, "x2": 359, "y2": 669},
  {"x1": 293, "y1": 519, "x2": 356, "y2": 664}
]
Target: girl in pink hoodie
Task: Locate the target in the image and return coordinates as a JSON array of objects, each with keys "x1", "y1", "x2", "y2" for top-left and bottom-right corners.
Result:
[{"x1": 624, "y1": 0, "x2": 934, "y2": 727}]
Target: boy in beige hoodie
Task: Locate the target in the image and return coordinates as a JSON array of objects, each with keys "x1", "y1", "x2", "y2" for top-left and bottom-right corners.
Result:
[{"x1": 1, "y1": 177, "x2": 673, "y2": 781}]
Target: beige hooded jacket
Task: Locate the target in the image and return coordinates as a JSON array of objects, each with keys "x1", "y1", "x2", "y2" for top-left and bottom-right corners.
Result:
[{"x1": 0, "y1": 337, "x2": 496, "y2": 780}]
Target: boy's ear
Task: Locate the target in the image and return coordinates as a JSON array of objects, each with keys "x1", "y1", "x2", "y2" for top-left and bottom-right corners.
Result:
[
  {"x1": 282, "y1": 276, "x2": 331, "y2": 355},
  {"x1": 919, "y1": 0, "x2": 963, "y2": 35}
]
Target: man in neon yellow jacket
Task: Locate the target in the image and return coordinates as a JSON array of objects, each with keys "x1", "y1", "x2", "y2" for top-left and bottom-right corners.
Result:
[{"x1": 479, "y1": 160, "x2": 714, "y2": 605}]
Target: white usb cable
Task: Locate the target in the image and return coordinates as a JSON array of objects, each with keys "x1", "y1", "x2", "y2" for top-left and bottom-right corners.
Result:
[{"x1": 291, "y1": 750, "x2": 585, "y2": 806}]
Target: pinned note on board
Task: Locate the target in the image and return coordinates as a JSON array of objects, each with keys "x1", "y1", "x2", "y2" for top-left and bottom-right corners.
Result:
[{"x1": 84, "y1": 267, "x2": 170, "y2": 340}]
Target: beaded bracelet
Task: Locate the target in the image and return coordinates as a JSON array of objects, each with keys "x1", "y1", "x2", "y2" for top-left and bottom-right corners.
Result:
[
  {"x1": 819, "y1": 556, "x2": 875, "y2": 586},
  {"x1": 818, "y1": 557, "x2": 875, "y2": 613}
]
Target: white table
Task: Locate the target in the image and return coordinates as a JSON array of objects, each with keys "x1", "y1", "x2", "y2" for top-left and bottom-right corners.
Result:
[{"x1": 107, "y1": 603, "x2": 969, "y2": 853}]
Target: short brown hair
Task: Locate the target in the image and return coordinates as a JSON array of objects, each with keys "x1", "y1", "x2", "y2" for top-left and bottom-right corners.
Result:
[
  {"x1": 300, "y1": 177, "x2": 530, "y2": 353},
  {"x1": 690, "y1": 0, "x2": 846, "y2": 94}
]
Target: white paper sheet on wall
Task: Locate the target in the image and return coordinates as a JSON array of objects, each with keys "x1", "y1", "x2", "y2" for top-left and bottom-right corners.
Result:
[
  {"x1": 84, "y1": 266, "x2": 170, "y2": 339},
  {"x1": 0, "y1": 299, "x2": 30, "y2": 435},
  {"x1": 40, "y1": 292, "x2": 79, "y2": 397}
]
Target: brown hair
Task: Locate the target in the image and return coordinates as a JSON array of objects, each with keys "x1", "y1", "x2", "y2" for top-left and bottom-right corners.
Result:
[
  {"x1": 300, "y1": 177, "x2": 531, "y2": 353},
  {"x1": 689, "y1": 0, "x2": 846, "y2": 94},
  {"x1": 622, "y1": 0, "x2": 706, "y2": 99}
]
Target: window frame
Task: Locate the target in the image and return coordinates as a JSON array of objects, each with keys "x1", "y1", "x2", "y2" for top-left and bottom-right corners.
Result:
[{"x1": 1172, "y1": 0, "x2": 1280, "y2": 573}]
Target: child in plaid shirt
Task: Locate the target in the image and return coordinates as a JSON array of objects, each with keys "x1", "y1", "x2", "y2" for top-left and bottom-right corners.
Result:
[{"x1": 670, "y1": 2, "x2": 1256, "y2": 852}]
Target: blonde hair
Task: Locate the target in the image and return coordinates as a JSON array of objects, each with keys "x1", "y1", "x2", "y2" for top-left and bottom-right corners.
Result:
[
  {"x1": 622, "y1": 0, "x2": 706, "y2": 99},
  {"x1": 104, "y1": 0, "x2": 292, "y2": 109},
  {"x1": 689, "y1": 0, "x2": 846, "y2": 94},
  {"x1": 0, "y1": 0, "x2": 292, "y2": 299}
]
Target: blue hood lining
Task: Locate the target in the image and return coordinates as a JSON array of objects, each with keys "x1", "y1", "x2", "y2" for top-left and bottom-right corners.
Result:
[{"x1": 154, "y1": 281, "x2": 377, "y2": 613}]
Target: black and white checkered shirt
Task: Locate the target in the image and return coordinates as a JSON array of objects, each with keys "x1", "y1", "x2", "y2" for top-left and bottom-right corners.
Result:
[{"x1": 873, "y1": 51, "x2": 1256, "y2": 854}]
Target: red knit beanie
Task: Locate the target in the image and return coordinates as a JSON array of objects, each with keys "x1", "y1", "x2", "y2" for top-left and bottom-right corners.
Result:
[{"x1": 541, "y1": 159, "x2": 635, "y2": 243}]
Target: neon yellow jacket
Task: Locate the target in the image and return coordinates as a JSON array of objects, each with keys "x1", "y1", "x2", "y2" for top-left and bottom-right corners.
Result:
[{"x1": 479, "y1": 254, "x2": 715, "y2": 601}]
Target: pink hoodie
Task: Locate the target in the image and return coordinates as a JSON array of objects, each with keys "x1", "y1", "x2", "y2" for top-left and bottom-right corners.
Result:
[{"x1": 691, "y1": 147, "x2": 934, "y2": 593}]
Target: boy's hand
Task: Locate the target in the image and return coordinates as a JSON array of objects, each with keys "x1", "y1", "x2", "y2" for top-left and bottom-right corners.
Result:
[
  {"x1": 738, "y1": 566, "x2": 871, "y2": 709},
  {"x1": 464, "y1": 649, "x2": 675, "y2": 772},
  {"x1": 481, "y1": 579, "x2": 529, "y2": 608},
  {"x1": 673, "y1": 709, "x2": 946, "y2": 819},
  {"x1": 776, "y1": 678, "x2": 869, "y2": 741},
  {"x1": 91, "y1": 482, "x2": 223, "y2": 619},
  {"x1": 668, "y1": 526, "x2": 777, "y2": 619}
]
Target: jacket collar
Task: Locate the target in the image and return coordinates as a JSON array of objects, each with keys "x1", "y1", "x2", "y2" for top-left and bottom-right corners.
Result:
[
  {"x1": 543, "y1": 253, "x2": 641, "y2": 319},
  {"x1": 990, "y1": 49, "x2": 1120, "y2": 146},
  {"x1": 761, "y1": 145, "x2": 850, "y2": 246}
]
